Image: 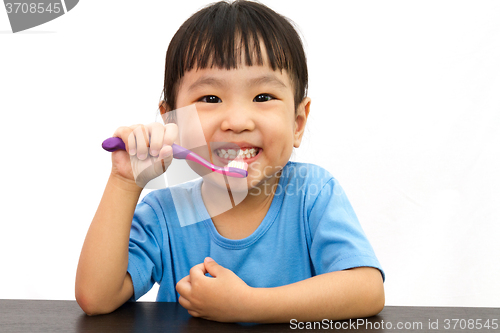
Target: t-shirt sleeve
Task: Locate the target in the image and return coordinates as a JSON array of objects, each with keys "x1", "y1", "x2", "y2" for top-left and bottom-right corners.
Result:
[
  {"x1": 307, "y1": 178, "x2": 385, "y2": 282},
  {"x1": 127, "y1": 199, "x2": 165, "y2": 301}
]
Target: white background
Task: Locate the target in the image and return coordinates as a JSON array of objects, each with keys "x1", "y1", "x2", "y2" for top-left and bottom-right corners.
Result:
[{"x1": 1, "y1": 1, "x2": 499, "y2": 307}]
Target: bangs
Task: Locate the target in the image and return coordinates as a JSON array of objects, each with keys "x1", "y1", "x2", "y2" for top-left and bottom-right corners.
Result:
[
  {"x1": 180, "y1": 3, "x2": 292, "y2": 72},
  {"x1": 163, "y1": 0, "x2": 307, "y2": 111}
]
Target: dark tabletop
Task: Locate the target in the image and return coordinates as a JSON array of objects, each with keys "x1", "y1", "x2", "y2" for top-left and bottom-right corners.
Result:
[{"x1": 0, "y1": 300, "x2": 499, "y2": 332}]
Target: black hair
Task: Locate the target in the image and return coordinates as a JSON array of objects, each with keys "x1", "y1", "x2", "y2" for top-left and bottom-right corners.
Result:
[{"x1": 161, "y1": 0, "x2": 308, "y2": 113}]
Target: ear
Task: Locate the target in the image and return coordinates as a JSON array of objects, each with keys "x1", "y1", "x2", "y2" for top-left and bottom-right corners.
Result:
[
  {"x1": 158, "y1": 101, "x2": 170, "y2": 124},
  {"x1": 293, "y1": 97, "x2": 311, "y2": 148},
  {"x1": 159, "y1": 101, "x2": 169, "y2": 114}
]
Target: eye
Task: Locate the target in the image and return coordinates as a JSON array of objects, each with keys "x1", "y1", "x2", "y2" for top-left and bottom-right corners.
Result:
[
  {"x1": 198, "y1": 95, "x2": 222, "y2": 103},
  {"x1": 253, "y1": 94, "x2": 275, "y2": 102}
]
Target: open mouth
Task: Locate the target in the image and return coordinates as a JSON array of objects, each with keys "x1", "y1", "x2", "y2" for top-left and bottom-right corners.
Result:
[{"x1": 213, "y1": 147, "x2": 261, "y2": 163}]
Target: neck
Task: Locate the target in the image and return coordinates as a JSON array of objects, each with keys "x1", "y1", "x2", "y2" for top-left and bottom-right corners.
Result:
[{"x1": 200, "y1": 169, "x2": 282, "y2": 220}]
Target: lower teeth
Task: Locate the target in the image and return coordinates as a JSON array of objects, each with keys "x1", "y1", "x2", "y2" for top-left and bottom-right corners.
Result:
[{"x1": 216, "y1": 149, "x2": 258, "y2": 159}]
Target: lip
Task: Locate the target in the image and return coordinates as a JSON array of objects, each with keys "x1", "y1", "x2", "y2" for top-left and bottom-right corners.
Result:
[{"x1": 211, "y1": 142, "x2": 261, "y2": 150}]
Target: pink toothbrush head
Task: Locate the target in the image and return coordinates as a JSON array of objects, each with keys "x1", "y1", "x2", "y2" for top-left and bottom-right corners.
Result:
[{"x1": 102, "y1": 137, "x2": 248, "y2": 178}]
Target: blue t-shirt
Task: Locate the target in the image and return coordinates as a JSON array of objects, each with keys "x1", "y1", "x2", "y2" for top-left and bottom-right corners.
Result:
[{"x1": 127, "y1": 161, "x2": 384, "y2": 301}]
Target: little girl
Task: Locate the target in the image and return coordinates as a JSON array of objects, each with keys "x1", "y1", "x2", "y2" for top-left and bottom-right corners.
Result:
[{"x1": 76, "y1": 0, "x2": 385, "y2": 323}]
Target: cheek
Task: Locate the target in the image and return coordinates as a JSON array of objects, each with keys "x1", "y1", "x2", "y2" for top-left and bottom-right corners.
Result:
[
  {"x1": 267, "y1": 120, "x2": 295, "y2": 144},
  {"x1": 175, "y1": 105, "x2": 206, "y2": 149},
  {"x1": 201, "y1": 123, "x2": 216, "y2": 145}
]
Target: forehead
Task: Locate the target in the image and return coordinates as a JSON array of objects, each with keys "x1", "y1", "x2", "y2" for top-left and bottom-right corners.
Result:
[
  {"x1": 180, "y1": 38, "x2": 293, "y2": 91},
  {"x1": 179, "y1": 64, "x2": 292, "y2": 94},
  {"x1": 180, "y1": 34, "x2": 292, "y2": 87}
]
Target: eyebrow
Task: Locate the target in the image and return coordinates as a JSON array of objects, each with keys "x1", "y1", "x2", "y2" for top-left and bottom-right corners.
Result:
[{"x1": 187, "y1": 74, "x2": 288, "y2": 92}]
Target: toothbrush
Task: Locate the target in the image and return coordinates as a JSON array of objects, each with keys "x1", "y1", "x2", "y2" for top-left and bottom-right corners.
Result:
[{"x1": 102, "y1": 137, "x2": 248, "y2": 178}]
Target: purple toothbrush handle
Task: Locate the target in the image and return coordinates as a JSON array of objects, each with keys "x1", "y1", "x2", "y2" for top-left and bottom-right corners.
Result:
[
  {"x1": 102, "y1": 137, "x2": 126, "y2": 152},
  {"x1": 102, "y1": 137, "x2": 188, "y2": 158},
  {"x1": 101, "y1": 137, "x2": 247, "y2": 178},
  {"x1": 170, "y1": 143, "x2": 190, "y2": 159}
]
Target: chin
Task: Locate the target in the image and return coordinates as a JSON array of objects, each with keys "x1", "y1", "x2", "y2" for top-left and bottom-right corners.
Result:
[{"x1": 201, "y1": 171, "x2": 249, "y2": 196}]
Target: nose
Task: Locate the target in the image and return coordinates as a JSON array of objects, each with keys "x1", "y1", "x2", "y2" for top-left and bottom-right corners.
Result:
[{"x1": 220, "y1": 103, "x2": 255, "y2": 133}]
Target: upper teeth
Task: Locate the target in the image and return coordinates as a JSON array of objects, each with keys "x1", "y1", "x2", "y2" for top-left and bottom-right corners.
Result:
[{"x1": 215, "y1": 148, "x2": 259, "y2": 159}]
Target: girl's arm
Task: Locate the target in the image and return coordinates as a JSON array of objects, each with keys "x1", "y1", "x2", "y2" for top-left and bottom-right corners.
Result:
[
  {"x1": 75, "y1": 174, "x2": 140, "y2": 315},
  {"x1": 76, "y1": 123, "x2": 176, "y2": 315},
  {"x1": 176, "y1": 258, "x2": 384, "y2": 323},
  {"x1": 249, "y1": 266, "x2": 385, "y2": 323}
]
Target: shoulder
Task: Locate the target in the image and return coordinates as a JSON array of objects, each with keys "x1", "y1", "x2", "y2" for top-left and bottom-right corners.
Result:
[
  {"x1": 280, "y1": 161, "x2": 340, "y2": 199},
  {"x1": 279, "y1": 162, "x2": 351, "y2": 219},
  {"x1": 282, "y1": 161, "x2": 334, "y2": 183}
]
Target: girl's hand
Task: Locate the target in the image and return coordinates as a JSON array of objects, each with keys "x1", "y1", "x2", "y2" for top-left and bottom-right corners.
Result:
[
  {"x1": 110, "y1": 123, "x2": 178, "y2": 188},
  {"x1": 176, "y1": 257, "x2": 255, "y2": 322}
]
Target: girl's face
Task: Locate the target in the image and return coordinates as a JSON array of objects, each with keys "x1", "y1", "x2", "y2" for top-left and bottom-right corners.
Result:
[{"x1": 172, "y1": 57, "x2": 310, "y2": 194}]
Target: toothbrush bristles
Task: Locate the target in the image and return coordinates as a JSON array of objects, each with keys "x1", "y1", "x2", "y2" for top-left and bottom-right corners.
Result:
[{"x1": 227, "y1": 159, "x2": 248, "y2": 172}]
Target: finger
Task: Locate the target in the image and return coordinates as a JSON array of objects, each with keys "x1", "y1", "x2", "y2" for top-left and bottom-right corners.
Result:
[
  {"x1": 125, "y1": 124, "x2": 147, "y2": 156},
  {"x1": 147, "y1": 122, "x2": 165, "y2": 156},
  {"x1": 149, "y1": 153, "x2": 172, "y2": 177},
  {"x1": 179, "y1": 273, "x2": 191, "y2": 284},
  {"x1": 203, "y1": 257, "x2": 224, "y2": 278},
  {"x1": 127, "y1": 124, "x2": 146, "y2": 156},
  {"x1": 189, "y1": 263, "x2": 208, "y2": 279},
  {"x1": 133, "y1": 125, "x2": 150, "y2": 160},
  {"x1": 113, "y1": 126, "x2": 135, "y2": 154},
  {"x1": 158, "y1": 146, "x2": 173, "y2": 163},
  {"x1": 163, "y1": 123, "x2": 179, "y2": 146},
  {"x1": 178, "y1": 295, "x2": 192, "y2": 310},
  {"x1": 156, "y1": 123, "x2": 177, "y2": 162},
  {"x1": 175, "y1": 276, "x2": 191, "y2": 297},
  {"x1": 188, "y1": 310, "x2": 201, "y2": 317}
]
